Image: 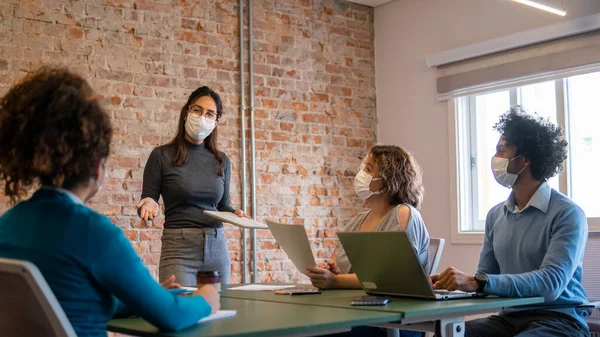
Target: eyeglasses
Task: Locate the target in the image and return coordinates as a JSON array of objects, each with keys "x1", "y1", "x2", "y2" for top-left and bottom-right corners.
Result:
[{"x1": 188, "y1": 105, "x2": 218, "y2": 121}]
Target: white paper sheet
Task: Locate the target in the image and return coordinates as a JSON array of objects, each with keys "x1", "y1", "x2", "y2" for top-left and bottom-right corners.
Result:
[
  {"x1": 227, "y1": 284, "x2": 296, "y2": 291},
  {"x1": 204, "y1": 211, "x2": 268, "y2": 229},
  {"x1": 197, "y1": 310, "x2": 237, "y2": 323},
  {"x1": 266, "y1": 220, "x2": 317, "y2": 275},
  {"x1": 181, "y1": 286, "x2": 197, "y2": 292},
  {"x1": 179, "y1": 286, "x2": 223, "y2": 294}
]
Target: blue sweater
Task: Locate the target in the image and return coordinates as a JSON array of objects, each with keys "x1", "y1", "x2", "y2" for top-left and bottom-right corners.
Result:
[
  {"x1": 0, "y1": 189, "x2": 211, "y2": 336},
  {"x1": 478, "y1": 182, "x2": 589, "y2": 327}
]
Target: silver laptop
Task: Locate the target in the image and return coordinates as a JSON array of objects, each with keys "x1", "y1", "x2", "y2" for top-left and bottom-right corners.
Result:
[{"x1": 337, "y1": 231, "x2": 482, "y2": 300}]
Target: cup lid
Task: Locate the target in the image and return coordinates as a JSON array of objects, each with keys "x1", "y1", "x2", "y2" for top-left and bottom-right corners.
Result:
[{"x1": 197, "y1": 270, "x2": 221, "y2": 277}]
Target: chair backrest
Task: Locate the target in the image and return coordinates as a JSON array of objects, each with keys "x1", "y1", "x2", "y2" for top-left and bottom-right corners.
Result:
[
  {"x1": 583, "y1": 234, "x2": 600, "y2": 301},
  {"x1": 427, "y1": 238, "x2": 445, "y2": 274},
  {"x1": 0, "y1": 258, "x2": 76, "y2": 337}
]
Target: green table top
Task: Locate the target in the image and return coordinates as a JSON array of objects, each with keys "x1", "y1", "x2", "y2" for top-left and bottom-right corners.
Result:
[
  {"x1": 222, "y1": 285, "x2": 545, "y2": 320},
  {"x1": 107, "y1": 297, "x2": 401, "y2": 337}
]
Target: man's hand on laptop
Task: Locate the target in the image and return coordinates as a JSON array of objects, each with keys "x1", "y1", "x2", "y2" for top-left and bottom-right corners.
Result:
[
  {"x1": 307, "y1": 266, "x2": 337, "y2": 289},
  {"x1": 430, "y1": 267, "x2": 478, "y2": 292}
]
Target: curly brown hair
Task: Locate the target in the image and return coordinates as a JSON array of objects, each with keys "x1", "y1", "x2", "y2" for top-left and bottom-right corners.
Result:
[
  {"x1": 0, "y1": 67, "x2": 113, "y2": 204},
  {"x1": 370, "y1": 145, "x2": 424, "y2": 209}
]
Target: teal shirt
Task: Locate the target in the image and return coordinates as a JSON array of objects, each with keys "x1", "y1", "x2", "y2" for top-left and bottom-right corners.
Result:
[
  {"x1": 0, "y1": 189, "x2": 211, "y2": 336},
  {"x1": 479, "y1": 182, "x2": 589, "y2": 327}
]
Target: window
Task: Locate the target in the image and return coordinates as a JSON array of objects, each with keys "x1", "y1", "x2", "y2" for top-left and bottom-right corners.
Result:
[
  {"x1": 453, "y1": 72, "x2": 600, "y2": 239},
  {"x1": 567, "y1": 73, "x2": 600, "y2": 219}
]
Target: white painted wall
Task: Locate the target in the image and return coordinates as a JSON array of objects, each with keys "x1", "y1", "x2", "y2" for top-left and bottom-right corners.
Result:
[{"x1": 374, "y1": 0, "x2": 600, "y2": 274}]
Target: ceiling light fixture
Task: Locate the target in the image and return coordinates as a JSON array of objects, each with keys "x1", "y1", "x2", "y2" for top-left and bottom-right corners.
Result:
[{"x1": 512, "y1": 0, "x2": 566, "y2": 16}]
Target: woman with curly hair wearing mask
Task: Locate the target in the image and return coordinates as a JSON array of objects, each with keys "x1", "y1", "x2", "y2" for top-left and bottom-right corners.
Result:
[
  {"x1": 0, "y1": 67, "x2": 219, "y2": 336},
  {"x1": 307, "y1": 145, "x2": 429, "y2": 337}
]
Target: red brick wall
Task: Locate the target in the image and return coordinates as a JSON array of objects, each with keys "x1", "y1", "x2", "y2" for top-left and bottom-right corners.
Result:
[{"x1": 0, "y1": 0, "x2": 376, "y2": 283}]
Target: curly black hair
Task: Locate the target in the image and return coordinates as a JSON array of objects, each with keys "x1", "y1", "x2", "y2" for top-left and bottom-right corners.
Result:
[
  {"x1": 493, "y1": 106, "x2": 567, "y2": 181},
  {"x1": 0, "y1": 67, "x2": 113, "y2": 204}
]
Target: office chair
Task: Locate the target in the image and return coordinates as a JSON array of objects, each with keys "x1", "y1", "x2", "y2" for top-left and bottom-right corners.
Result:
[
  {"x1": 427, "y1": 238, "x2": 445, "y2": 275},
  {"x1": 0, "y1": 257, "x2": 76, "y2": 337},
  {"x1": 580, "y1": 235, "x2": 600, "y2": 337}
]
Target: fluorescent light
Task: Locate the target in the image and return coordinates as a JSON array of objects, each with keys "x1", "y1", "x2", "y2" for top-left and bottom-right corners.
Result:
[{"x1": 513, "y1": 0, "x2": 566, "y2": 16}]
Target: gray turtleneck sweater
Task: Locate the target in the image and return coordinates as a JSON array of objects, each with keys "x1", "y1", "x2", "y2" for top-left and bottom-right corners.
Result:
[{"x1": 141, "y1": 141, "x2": 235, "y2": 229}]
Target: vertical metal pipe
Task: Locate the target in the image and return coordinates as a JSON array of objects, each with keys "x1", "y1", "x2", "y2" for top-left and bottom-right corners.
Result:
[
  {"x1": 248, "y1": 0, "x2": 258, "y2": 284},
  {"x1": 238, "y1": 0, "x2": 248, "y2": 284}
]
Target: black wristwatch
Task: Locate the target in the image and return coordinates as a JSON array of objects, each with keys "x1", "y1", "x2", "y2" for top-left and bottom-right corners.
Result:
[{"x1": 474, "y1": 272, "x2": 488, "y2": 293}]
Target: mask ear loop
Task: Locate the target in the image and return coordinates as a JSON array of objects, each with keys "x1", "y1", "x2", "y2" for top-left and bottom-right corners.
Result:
[
  {"x1": 90, "y1": 161, "x2": 107, "y2": 181},
  {"x1": 370, "y1": 177, "x2": 385, "y2": 195},
  {"x1": 515, "y1": 164, "x2": 528, "y2": 176},
  {"x1": 509, "y1": 155, "x2": 528, "y2": 176},
  {"x1": 89, "y1": 161, "x2": 107, "y2": 188}
]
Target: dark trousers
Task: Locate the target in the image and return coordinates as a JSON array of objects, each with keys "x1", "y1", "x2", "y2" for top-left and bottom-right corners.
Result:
[
  {"x1": 322, "y1": 326, "x2": 422, "y2": 337},
  {"x1": 466, "y1": 310, "x2": 590, "y2": 337}
]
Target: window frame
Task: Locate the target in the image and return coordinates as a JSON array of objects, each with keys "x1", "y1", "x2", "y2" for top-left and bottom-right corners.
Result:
[{"x1": 450, "y1": 78, "x2": 600, "y2": 244}]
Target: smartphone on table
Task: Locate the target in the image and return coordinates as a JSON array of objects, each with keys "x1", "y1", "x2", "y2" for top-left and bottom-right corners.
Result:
[{"x1": 351, "y1": 295, "x2": 390, "y2": 306}]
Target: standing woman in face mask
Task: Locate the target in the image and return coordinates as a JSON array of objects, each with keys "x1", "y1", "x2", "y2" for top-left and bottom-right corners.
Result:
[
  {"x1": 136, "y1": 86, "x2": 248, "y2": 286},
  {"x1": 307, "y1": 145, "x2": 430, "y2": 290}
]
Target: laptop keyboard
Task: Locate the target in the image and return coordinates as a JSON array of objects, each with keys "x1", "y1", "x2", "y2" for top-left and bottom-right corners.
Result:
[{"x1": 433, "y1": 289, "x2": 468, "y2": 294}]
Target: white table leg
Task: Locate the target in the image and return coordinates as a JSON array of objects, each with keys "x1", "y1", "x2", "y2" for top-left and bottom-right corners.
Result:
[
  {"x1": 372, "y1": 316, "x2": 465, "y2": 337},
  {"x1": 436, "y1": 317, "x2": 465, "y2": 337}
]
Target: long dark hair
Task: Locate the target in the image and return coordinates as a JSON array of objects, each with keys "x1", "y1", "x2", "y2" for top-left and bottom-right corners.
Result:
[{"x1": 170, "y1": 86, "x2": 224, "y2": 175}]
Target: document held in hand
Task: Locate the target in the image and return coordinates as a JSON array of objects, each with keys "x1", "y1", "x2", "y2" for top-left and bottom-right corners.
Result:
[
  {"x1": 203, "y1": 210, "x2": 268, "y2": 229},
  {"x1": 265, "y1": 220, "x2": 317, "y2": 275}
]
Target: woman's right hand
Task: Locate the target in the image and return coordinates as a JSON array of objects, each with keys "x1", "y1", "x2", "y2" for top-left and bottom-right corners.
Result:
[
  {"x1": 318, "y1": 260, "x2": 341, "y2": 275},
  {"x1": 317, "y1": 261, "x2": 329, "y2": 269},
  {"x1": 306, "y1": 267, "x2": 337, "y2": 289},
  {"x1": 136, "y1": 197, "x2": 158, "y2": 221},
  {"x1": 193, "y1": 284, "x2": 221, "y2": 314}
]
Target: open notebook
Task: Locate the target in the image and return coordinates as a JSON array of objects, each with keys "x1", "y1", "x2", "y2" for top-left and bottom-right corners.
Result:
[{"x1": 198, "y1": 310, "x2": 236, "y2": 323}]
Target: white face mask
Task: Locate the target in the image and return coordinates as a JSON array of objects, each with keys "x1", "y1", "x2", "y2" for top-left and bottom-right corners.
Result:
[
  {"x1": 491, "y1": 155, "x2": 527, "y2": 188},
  {"x1": 354, "y1": 169, "x2": 382, "y2": 200},
  {"x1": 86, "y1": 162, "x2": 106, "y2": 203},
  {"x1": 185, "y1": 114, "x2": 216, "y2": 141}
]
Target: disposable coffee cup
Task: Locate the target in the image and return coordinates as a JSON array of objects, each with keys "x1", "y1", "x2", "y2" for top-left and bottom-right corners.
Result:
[{"x1": 196, "y1": 270, "x2": 221, "y2": 292}]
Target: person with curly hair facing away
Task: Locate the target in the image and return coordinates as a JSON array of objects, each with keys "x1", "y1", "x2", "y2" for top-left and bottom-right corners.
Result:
[
  {"x1": 431, "y1": 107, "x2": 590, "y2": 337},
  {"x1": 0, "y1": 67, "x2": 219, "y2": 336}
]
